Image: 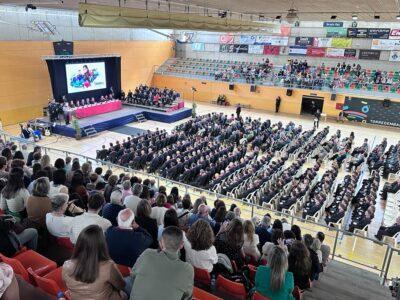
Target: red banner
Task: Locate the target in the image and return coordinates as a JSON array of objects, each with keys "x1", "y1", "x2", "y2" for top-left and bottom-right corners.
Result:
[
  {"x1": 263, "y1": 45, "x2": 280, "y2": 55},
  {"x1": 219, "y1": 34, "x2": 234, "y2": 44},
  {"x1": 307, "y1": 47, "x2": 326, "y2": 57}
]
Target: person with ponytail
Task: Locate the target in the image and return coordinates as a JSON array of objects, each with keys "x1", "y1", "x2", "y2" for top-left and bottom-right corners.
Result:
[{"x1": 254, "y1": 245, "x2": 294, "y2": 300}]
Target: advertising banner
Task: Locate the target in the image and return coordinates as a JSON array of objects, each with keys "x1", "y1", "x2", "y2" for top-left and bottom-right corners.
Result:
[
  {"x1": 239, "y1": 35, "x2": 256, "y2": 44},
  {"x1": 307, "y1": 47, "x2": 326, "y2": 57},
  {"x1": 389, "y1": 50, "x2": 400, "y2": 62},
  {"x1": 367, "y1": 28, "x2": 390, "y2": 39},
  {"x1": 295, "y1": 37, "x2": 314, "y2": 46},
  {"x1": 191, "y1": 43, "x2": 205, "y2": 51},
  {"x1": 326, "y1": 28, "x2": 347, "y2": 37},
  {"x1": 326, "y1": 48, "x2": 345, "y2": 58},
  {"x1": 390, "y1": 29, "x2": 400, "y2": 39},
  {"x1": 347, "y1": 28, "x2": 368, "y2": 38},
  {"x1": 358, "y1": 49, "x2": 381, "y2": 60},
  {"x1": 280, "y1": 26, "x2": 291, "y2": 36},
  {"x1": 255, "y1": 36, "x2": 289, "y2": 46},
  {"x1": 219, "y1": 44, "x2": 234, "y2": 53},
  {"x1": 248, "y1": 44, "x2": 264, "y2": 54},
  {"x1": 323, "y1": 22, "x2": 343, "y2": 27},
  {"x1": 371, "y1": 39, "x2": 400, "y2": 50},
  {"x1": 331, "y1": 38, "x2": 352, "y2": 48},
  {"x1": 313, "y1": 37, "x2": 332, "y2": 47},
  {"x1": 263, "y1": 45, "x2": 280, "y2": 55},
  {"x1": 288, "y1": 46, "x2": 308, "y2": 56},
  {"x1": 233, "y1": 44, "x2": 249, "y2": 53},
  {"x1": 344, "y1": 49, "x2": 357, "y2": 58},
  {"x1": 219, "y1": 34, "x2": 234, "y2": 44}
]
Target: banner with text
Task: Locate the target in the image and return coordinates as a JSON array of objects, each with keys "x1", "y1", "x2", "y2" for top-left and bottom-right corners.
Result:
[
  {"x1": 359, "y1": 49, "x2": 381, "y2": 60},
  {"x1": 307, "y1": 47, "x2": 326, "y2": 57},
  {"x1": 191, "y1": 43, "x2": 205, "y2": 51},
  {"x1": 288, "y1": 46, "x2": 308, "y2": 56},
  {"x1": 348, "y1": 28, "x2": 390, "y2": 39},
  {"x1": 295, "y1": 37, "x2": 314, "y2": 46},
  {"x1": 263, "y1": 45, "x2": 280, "y2": 55},
  {"x1": 326, "y1": 48, "x2": 356, "y2": 58},
  {"x1": 239, "y1": 35, "x2": 256, "y2": 44},
  {"x1": 326, "y1": 28, "x2": 347, "y2": 37},
  {"x1": 371, "y1": 39, "x2": 400, "y2": 50},
  {"x1": 255, "y1": 36, "x2": 289, "y2": 46},
  {"x1": 313, "y1": 37, "x2": 332, "y2": 47},
  {"x1": 323, "y1": 21, "x2": 343, "y2": 27},
  {"x1": 331, "y1": 38, "x2": 352, "y2": 48},
  {"x1": 390, "y1": 29, "x2": 400, "y2": 39},
  {"x1": 248, "y1": 44, "x2": 264, "y2": 54}
]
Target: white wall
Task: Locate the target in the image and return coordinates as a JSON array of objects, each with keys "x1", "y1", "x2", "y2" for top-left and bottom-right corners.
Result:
[{"x1": 0, "y1": 5, "x2": 172, "y2": 41}]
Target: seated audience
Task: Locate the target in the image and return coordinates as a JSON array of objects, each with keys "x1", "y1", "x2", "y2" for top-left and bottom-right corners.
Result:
[
  {"x1": 254, "y1": 245, "x2": 295, "y2": 300},
  {"x1": 102, "y1": 190, "x2": 126, "y2": 227},
  {"x1": 126, "y1": 226, "x2": 194, "y2": 300},
  {"x1": 375, "y1": 216, "x2": 400, "y2": 241},
  {"x1": 106, "y1": 208, "x2": 153, "y2": 267},
  {"x1": 124, "y1": 183, "x2": 142, "y2": 214},
  {"x1": 26, "y1": 177, "x2": 52, "y2": 230},
  {"x1": 303, "y1": 234, "x2": 321, "y2": 281},
  {"x1": 184, "y1": 219, "x2": 218, "y2": 273},
  {"x1": 135, "y1": 199, "x2": 158, "y2": 249},
  {"x1": 62, "y1": 225, "x2": 127, "y2": 299},
  {"x1": 243, "y1": 219, "x2": 261, "y2": 260},
  {"x1": 46, "y1": 193, "x2": 74, "y2": 238},
  {"x1": 288, "y1": 241, "x2": 312, "y2": 290},
  {"x1": 70, "y1": 193, "x2": 112, "y2": 244},
  {"x1": 150, "y1": 194, "x2": 168, "y2": 226}
]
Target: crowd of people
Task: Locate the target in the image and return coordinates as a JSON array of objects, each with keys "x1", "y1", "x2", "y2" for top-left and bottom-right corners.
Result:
[
  {"x1": 214, "y1": 59, "x2": 273, "y2": 83},
  {"x1": 0, "y1": 138, "x2": 339, "y2": 300},
  {"x1": 123, "y1": 85, "x2": 180, "y2": 108}
]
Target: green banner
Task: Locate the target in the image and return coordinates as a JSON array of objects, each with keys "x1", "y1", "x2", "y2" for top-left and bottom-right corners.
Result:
[
  {"x1": 326, "y1": 28, "x2": 347, "y2": 37},
  {"x1": 331, "y1": 38, "x2": 352, "y2": 48}
]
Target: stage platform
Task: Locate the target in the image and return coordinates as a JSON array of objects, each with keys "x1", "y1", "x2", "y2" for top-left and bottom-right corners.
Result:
[{"x1": 45, "y1": 105, "x2": 192, "y2": 138}]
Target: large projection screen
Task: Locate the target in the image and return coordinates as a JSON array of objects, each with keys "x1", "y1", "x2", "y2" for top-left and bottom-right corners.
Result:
[{"x1": 65, "y1": 62, "x2": 107, "y2": 94}]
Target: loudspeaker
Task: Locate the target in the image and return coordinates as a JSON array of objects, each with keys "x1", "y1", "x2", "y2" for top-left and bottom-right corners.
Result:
[
  {"x1": 250, "y1": 85, "x2": 256, "y2": 92},
  {"x1": 331, "y1": 93, "x2": 337, "y2": 101},
  {"x1": 53, "y1": 41, "x2": 73, "y2": 55},
  {"x1": 229, "y1": 84, "x2": 234, "y2": 90},
  {"x1": 383, "y1": 99, "x2": 391, "y2": 108},
  {"x1": 286, "y1": 89, "x2": 293, "y2": 96}
]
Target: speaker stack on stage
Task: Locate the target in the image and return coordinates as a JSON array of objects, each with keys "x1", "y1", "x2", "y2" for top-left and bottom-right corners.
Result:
[
  {"x1": 229, "y1": 83, "x2": 234, "y2": 90},
  {"x1": 286, "y1": 89, "x2": 293, "y2": 96}
]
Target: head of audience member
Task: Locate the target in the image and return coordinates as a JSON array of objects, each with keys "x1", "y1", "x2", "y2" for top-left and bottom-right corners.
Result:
[
  {"x1": 288, "y1": 240, "x2": 311, "y2": 274},
  {"x1": 224, "y1": 211, "x2": 236, "y2": 222},
  {"x1": 158, "y1": 186, "x2": 167, "y2": 195},
  {"x1": 117, "y1": 208, "x2": 136, "y2": 229},
  {"x1": 71, "y1": 160, "x2": 80, "y2": 172},
  {"x1": 272, "y1": 219, "x2": 283, "y2": 231},
  {"x1": 214, "y1": 206, "x2": 227, "y2": 223},
  {"x1": 122, "y1": 180, "x2": 131, "y2": 192},
  {"x1": 181, "y1": 194, "x2": 192, "y2": 211},
  {"x1": 303, "y1": 234, "x2": 314, "y2": 249},
  {"x1": 268, "y1": 245, "x2": 289, "y2": 292},
  {"x1": 94, "y1": 167, "x2": 103, "y2": 177},
  {"x1": 316, "y1": 232, "x2": 325, "y2": 244},
  {"x1": 13, "y1": 151, "x2": 24, "y2": 160},
  {"x1": 1, "y1": 168, "x2": 24, "y2": 199},
  {"x1": 54, "y1": 158, "x2": 65, "y2": 170},
  {"x1": 192, "y1": 198, "x2": 205, "y2": 214},
  {"x1": 140, "y1": 185, "x2": 150, "y2": 200},
  {"x1": 136, "y1": 199, "x2": 152, "y2": 219},
  {"x1": 260, "y1": 215, "x2": 271, "y2": 229},
  {"x1": 187, "y1": 219, "x2": 214, "y2": 251},
  {"x1": 243, "y1": 220, "x2": 256, "y2": 242},
  {"x1": 229, "y1": 203, "x2": 237, "y2": 212},
  {"x1": 311, "y1": 237, "x2": 321, "y2": 253},
  {"x1": 132, "y1": 183, "x2": 143, "y2": 197},
  {"x1": 95, "y1": 181, "x2": 106, "y2": 192},
  {"x1": 291, "y1": 225, "x2": 302, "y2": 241},
  {"x1": 0, "y1": 156, "x2": 7, "y2": 171},
  {"x1": 110, "y1": 190, "x2": 123, "y2": 206},
  {"x1": 65, "y1": 156, "x2": 72, "y2": 166},
  {"x1": 1, "y1": 148, "x2": 12, "y2": 161},
  {"x1": 104, "y1": 170, "x2": 113, "y2": 181},
  {"x1": 226, "y1": 218, "x2": 244, "y2": 249},
  {"x1": 88, "y1": 193, "x2": 105, "y2": 214},
  {"x1": 163, "y1": 209, "x2": 179, "y2": 227},
  {"x1": 271, "y1": 229, "x2": 284, "y2": 245},
  {"x1": 233, "y1": 207, "x2": 241, "y2": 218},
  {"x1": 40, "y1": 154, "x2": 51, "y2": 169},
  {"x1": 156, "y1": 194, "x2": 167, "y2": 207},
  {"x1": 32, "y1": 177, "x2": 50, "y2": 197},
  {"x1": 50, "y1": 193, "x2": 69, "y2": 214},
  {"x1": 107, "y1": 175, "x2": 118, "y2": 187},
  {"x1": 197, "y1": 204, "x2": 209, "y2": 217},
  {"x1": 160, "y1": 226, "x2": 184, "y2": 253},
  {"x1": 70, "y1": 225, "x2": 110, "y2": 283}
]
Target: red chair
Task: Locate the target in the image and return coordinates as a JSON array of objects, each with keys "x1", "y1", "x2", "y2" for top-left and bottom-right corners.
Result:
[
  {"x1": 0, "y1": 253, "x2": 30, "y2": 282},
  {"x1": 216, "y1": 275, "x2": 246, "y2": 300},
  {"x1": 28, "y1": 267, "x2": 70, "y2": 300},
  {"x1": 293, "y1": 286, "x2": 302, "y2": 300},
  {"x1": 194, "y1": 267, "x2": 211, "y2": 286},
  {"x1": 13, "y1": 250, "x2": 57, "y2": 277},
  {"x1": 116, "y1": 264, "x2": 131, "y2": 277},
  {"x1": 253, "y1": 291, "x2": 271, "y2": 300},
  {"x1": 193, "y1": 287, "x2": 222, "y2": 300}
]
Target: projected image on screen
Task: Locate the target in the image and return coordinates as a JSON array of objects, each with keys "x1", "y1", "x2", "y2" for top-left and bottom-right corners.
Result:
[{"x1": 65, "y1": 62, "x2": 106, "y2": 94}]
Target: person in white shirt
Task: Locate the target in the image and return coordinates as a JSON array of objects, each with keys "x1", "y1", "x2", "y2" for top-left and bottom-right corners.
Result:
[
  {"x1": 124, "y1": 183, "x2": 143, "y2": 214},
  {"x1": 243, "y1": 220, "x2": 260, "y2": 260},
  {"x1": 48, "y1": 169, "x2": 69, "y2": 197},
  {"x1": 184, "y1": 219, "x2": 218, "y2": 273},
  {"x1": 46, "y1": 193, "x2": 74, "y2": 238},
  {"x1": 150, "y1": 194, "x2": 168, "y2": 226},
  {"x1": 70, "y1": 192, "x2": 111, "y2": 244}
]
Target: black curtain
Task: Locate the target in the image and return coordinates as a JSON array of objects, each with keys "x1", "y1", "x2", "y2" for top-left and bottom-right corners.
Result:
[{"x1": 45, "y1": 56, "x2": 121, "y2": 102}]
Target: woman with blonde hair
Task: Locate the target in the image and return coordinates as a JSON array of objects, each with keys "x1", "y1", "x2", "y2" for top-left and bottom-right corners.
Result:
[
  {"x1": 310, "y1": 238, "x2": 322, "y2": 264},
  {"x1": 254, "y1": 245, "x2": 294, "y2": 300},
  {"x1": 40, "y1": 154, "x2": 51, "y2": 169},
  {"x1": 243, "y1": 219, "x2": 260, "y2": 260}
]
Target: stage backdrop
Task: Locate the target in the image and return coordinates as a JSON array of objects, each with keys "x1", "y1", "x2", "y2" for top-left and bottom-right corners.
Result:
[
  {"x1": 343, "y1": 96, "x2": 400, "y2": 127},
  {"x1": 45, "y1": 56, "x2": 121, "y2": 101}
]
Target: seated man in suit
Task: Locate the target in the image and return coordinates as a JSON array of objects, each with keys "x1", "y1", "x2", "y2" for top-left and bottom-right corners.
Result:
[
  {"x1": 381, "y1": 178, "x2": 400, "y2": 200},
  {"x1": 375, "y1": 216, "x2": 400, "y2": 241}
]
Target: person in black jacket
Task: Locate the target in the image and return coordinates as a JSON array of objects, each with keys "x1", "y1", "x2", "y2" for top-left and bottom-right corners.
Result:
[
  {"x1": 288, "y1": 240, "x2": 312, "y2": 290},
  {"x1": 275, "y1": 96, "x2": 281, "y2": 113},
  {"x1": 135, "y1": 199, "x2": 159, "y2": 249},
  {"x1": 236, "y1": 104, "x2": 241, "y2": 119},
  {"x1": 303, "y1": 234, "x2": 322, "y2": 281},
  {"x1": 375, "y1": 217, "x2": 400, "y2": 241}
]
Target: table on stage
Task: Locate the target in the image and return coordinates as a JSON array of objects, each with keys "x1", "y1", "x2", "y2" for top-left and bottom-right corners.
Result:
[{"x1": 74, "y1": 100, "x2": 122, "y2": 119}]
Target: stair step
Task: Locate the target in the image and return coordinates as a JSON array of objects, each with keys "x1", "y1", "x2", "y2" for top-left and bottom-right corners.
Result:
[
  {"x1": 83, "y1": 125, "x2": 98, "y2": 137},
  {"x1": 136, "y1": 113, "x2": 147, "y2": 123}
]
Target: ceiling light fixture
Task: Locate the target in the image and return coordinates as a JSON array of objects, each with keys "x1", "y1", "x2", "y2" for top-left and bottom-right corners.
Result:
[{"x1": 352, "y1": 14, "x2": 358, "y2": 20}]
